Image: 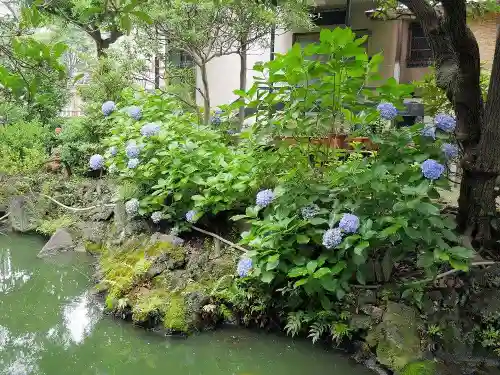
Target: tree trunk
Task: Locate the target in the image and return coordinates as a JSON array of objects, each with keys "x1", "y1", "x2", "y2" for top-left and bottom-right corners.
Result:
[
  {"x1": 238, "y1": 39, "x2": 248, "y2": 129},
  {"x1": 200, "y1": 64, "x2": 211, "y2": 125},
  {"x1": 401, "y1": 0, "x2": 500, "y2": 244},
  {"x1": 154, "y1": 55, "x2": 160, "y2": 89},
  {"x1": 460, "y1": 30, "x2": 500, "y2": 243}
]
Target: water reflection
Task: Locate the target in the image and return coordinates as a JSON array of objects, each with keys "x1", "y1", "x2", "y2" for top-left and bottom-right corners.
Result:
[
  {"x1": 0, "y1": 249, "x2": 31, "y2": 294},
  {"x1": 0, "y1": 328, "x2": 43, "y2": 375},
  {"x1": 61, "y1": 291, "x2": 103, "y2": 347}
]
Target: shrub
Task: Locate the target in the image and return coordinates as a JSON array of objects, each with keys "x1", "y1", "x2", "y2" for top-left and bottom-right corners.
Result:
[
  {"x1": 236, "y1": 28, "x2": 414, "y2": 139},
  {"x1": 415, "y1": 66, "x2": 490, "y2": 116},
  {"x1": 0, "y1": 121, "x2": 51, "y2": 174},
  {"x1": 104, "y1": 90, "x2": 281, "y2": 224},
  {"x1": 56, "y1": 117, "x2": 109, "y2": 175},
  {"x1": 235, "y1": 122, "x2": 471, "y2": 301}
]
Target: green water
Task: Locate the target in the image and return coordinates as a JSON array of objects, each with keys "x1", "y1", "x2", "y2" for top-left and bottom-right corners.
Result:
[{"x1": 0, "y1": 234, "x2": 372, "y2": 375}]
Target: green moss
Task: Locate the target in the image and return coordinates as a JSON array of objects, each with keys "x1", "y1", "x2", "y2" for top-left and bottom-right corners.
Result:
[
  {"x1": 163, "y1": 293, "x2": 188, "y2": 332},
  {"x1": 147, "y1": 240, "x2": 186, "y2": 262},
  {"x1": 132, "y1": 289, "x2": 170, "y2": 323},
  {"x1": 85, "y1": 241, "x2": 103, "y2": 254}
]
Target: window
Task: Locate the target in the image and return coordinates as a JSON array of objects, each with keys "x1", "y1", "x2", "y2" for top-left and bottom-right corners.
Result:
[
  {"x1": 169, "y1": 50, "x2": 194, "y2": 69},
  {"x1": 407, "y1": 22, "x2": 432, "y2": 67},
  {"x1": 293, "y1": 29, "x2": 371, "y2": 60}
]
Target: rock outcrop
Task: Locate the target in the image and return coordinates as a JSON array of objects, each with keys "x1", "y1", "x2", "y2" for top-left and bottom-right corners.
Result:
[{"x1": 38, "y1": 228, "x2": 75, "y2": 257}]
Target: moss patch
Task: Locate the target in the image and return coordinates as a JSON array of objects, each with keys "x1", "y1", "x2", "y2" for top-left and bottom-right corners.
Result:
[{"x1": 163, "y1": 293, "x2": 188, "y2": 332}]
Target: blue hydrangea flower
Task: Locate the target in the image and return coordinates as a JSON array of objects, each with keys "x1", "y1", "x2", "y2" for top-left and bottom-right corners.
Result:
[
  {"x1": 421, "y1": 125, "x2": 436, "y2": 139},
  {"x1": 377, "y1": 102, "x2": 398, "y2": 120},
  {"x1": 339, "y1": 213, "x2": 360, "y2": 234},
  {"x1": 89, "y1": 154, "x2": 104, "y2": 170},
  {"x1": 442, "y1": 143, "x2": 459, "y2": 160},
  {"x1": 128, "y1": 106, "x2": 142, "y2": 121},
  {"x1": 140, "y1": 123, "x2": 161, "y2": 137},
  {"x1": 237, "y1": 257, "x2": 253, "y2": 277},
  {"x1": 151, "y1": 211, "x2": 163, "y2": 224},
  {"x1": 170, "y1": 226, "x2": 180, "y2": 236},
  {"x1": 126, "y1": 142, "x2": 140, "y2": 158},
  {"x1": 435, "y1": 114, "x2": 456, "y2": 133},
  {"x1": 125, "y1": 199, "x2": 139, "y2": 216},
  {"x1": 301, "y1": 204, "x2": 320, "y2": 219},
  {"x1": 102, "y1": 101, "x2": 116, "y2": 116},
  {"x1": 322, "y1": 228, "x2": 343, "y2": 249},
  {"x1": 421, "y1": 159, "x2": 445, "y2": 180},
  {"x1": 109, "y1": 146, "x2": 117, "y2": 156},
  {"x1": 211, "y1": 110, "x2": 223, "y2": 126},
  {"x1": 128, "y1": 158, "x2": 139, "y2": 169},
  {"x1": 256, "y1": 189, "x2": 274, "y2": 207},
  {"x1": 185, "y1": 210, "x2": 198, "y2": 223}
]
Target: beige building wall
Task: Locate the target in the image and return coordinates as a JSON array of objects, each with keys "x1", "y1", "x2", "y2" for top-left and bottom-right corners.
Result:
[{"x1": 469, "y1": 13, "x2": 498, "y2": 71}]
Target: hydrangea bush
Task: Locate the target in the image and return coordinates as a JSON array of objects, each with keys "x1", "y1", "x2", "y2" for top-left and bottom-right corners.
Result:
[
  {"x1": 103, "y1": 90, "x2": 280, "y2": 222},
  {"x1": 233, "y1": 122, "x2": 471, "y2": 301}
]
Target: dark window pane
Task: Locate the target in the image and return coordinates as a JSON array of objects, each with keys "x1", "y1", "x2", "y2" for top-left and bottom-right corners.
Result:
[{"x1": 408, "y1": 22, "x2": 432, "y2": 67}]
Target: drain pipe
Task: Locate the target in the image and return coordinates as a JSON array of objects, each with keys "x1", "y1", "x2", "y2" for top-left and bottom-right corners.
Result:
[{"x1": 345, "y1": 0, "x2": 352, "y2": 27}]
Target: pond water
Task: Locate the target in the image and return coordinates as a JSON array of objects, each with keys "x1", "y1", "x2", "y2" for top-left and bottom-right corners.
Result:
[{"x1": 0, "y1": 233, "x2": 373, "y2": 375}]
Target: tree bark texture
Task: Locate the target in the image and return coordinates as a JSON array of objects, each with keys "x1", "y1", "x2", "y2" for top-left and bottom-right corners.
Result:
[
  {"x1": 401, "y1": 0, "x2": 500, "y2": 244},
  {"x1": 200, "y1": 64, "x2": 211, "y2": 125},
  {"x1": 238, "y1": 39, "x2": 248, "y2": 129}
]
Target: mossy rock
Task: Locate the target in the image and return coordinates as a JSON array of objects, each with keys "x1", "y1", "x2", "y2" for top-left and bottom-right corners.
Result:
[
  {"x1": 369, "y1": 302, "x2": 425, "y2": 372},
  {"x1": 401, "y1": 361, "x2": 436, "y2": 375}
]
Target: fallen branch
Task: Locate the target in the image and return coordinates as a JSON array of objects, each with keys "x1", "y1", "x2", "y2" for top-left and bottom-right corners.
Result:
[
  {"x1": 41, "y1": 194, "x2": 115, "y2": 212},
  {"x1": 192, "y1": 225, "x2": 247, "y2": 253},
  {"x1": 0, "y1": 212, "x2": 10, "y2": 221}
]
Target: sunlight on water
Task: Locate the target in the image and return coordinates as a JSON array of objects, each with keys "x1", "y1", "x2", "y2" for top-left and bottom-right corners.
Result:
[
  {"x1": 0, "y1": 249, "x2": 31, "y2": 294},
  {"x1": 61, "y1": 291, "x2": 103, "y2": 347}
]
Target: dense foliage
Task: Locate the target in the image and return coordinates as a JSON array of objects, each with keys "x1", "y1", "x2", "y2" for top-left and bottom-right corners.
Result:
[{"x1": 0, "y1": 121, "x2": 51, "y2": 174}]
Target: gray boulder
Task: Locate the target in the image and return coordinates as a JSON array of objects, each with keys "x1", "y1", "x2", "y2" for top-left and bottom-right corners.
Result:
[
  {"x1": 38, "y1": 228, "x2": 75, "y2": 257},
  {"x1": 9, "y1": 196, "x2": 37, "y2": 232}
]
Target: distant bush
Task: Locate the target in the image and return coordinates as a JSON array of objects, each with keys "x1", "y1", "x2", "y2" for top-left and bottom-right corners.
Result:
[
  {"x1": 0, "y1": 121, "x2": 51, "y2": 174},
  {"x1": 57, "y1": 117, "x2": 107, "y2": 175}
]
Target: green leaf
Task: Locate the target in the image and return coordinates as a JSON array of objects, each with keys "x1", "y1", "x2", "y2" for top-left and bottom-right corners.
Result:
[
  {"x1": 442, "y1": 229, "x2": 458, "y2": 242},
  {"x1": 320, "y1": 278, "x2": 338, "y2": 292},
  {"x1": 231, "y1": 214, "x2": 247, "y2": 221},
  {"x1": 288, "y1": 267, "x2": 307, "y2": 277},
  {"x1": 309, "y1": 217, "x2": 328, "y2": 225},
  {"x1": 449, "y1": 259, "x2": 469, "y2": 272},
  {"x1": 266, "y1": 254, "x2": 280, "y2": 270},
  {"x1": 356, "y1": 269, "x2": 366, "y2": 285},
  {"x1": 130, "y1": 10, "x2": 153, "y2": 23},
  {"x1": 261, "y1": 271, "x2": 275, "y2": 283},
  {"x1": 320, "y1": 294, "x2": 332, "y2": 310},
  {"x1": 378, "y1": 225, "x2": 401, "y2": 239},
  {"x1": 296, "y1": 234, "x2": 310, "y2": 244},
  {"x1": 416, "y1": 202, "x2": 440, "y2": 215},
  {"x1": 294, "y1": 278, "x2": 309, "y2": 287},
  {"x1": 354, "y1": 241, "x2": 369, "y2": 255},
  {"x1": 307, "y1": 260, "x2": 318, "y2": 274},
  {"x1": 191, "y1": 195, "x2": 205, "y2": 201},
  {"x1": 448, "y1": 246, "x2": 473, "y2": 259},
  {"x1": 313, "y1": 267, "x2": 331, "y2": 279},
  {"x1": 404, "y1": 226, "x2": 421, "y2": 240},
  {"x1": 330, "y1": 261, "x2": 347, "y2": 275}
]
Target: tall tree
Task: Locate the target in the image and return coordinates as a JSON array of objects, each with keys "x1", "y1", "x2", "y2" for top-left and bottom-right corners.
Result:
[
  {"x1": 225, "y1": 0, "x2": 311, "y2": 126},
  {"x1": 378, "y1": 0, "x2": 500, "y2": 245},
  {"x1": 33, "y1": 0, "x2": 152, "y2": 57}
]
